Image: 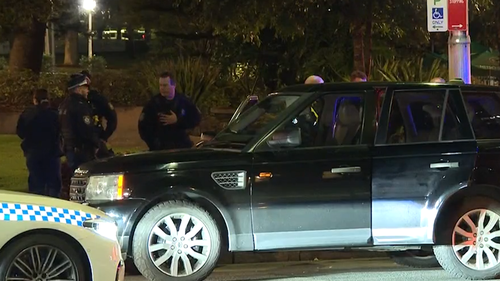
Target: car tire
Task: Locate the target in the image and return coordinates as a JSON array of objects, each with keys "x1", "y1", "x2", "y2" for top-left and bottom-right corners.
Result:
[
  {"x1": 0, "y1": 233, "x2": 87, "y2": 281},
  {"x1": 132, "y1": 200, "x2": 221, "y2": 281},
  {"x1": 388, "y1": 250, "x2": 439, "y2": 268},
  {"x1": 434, "y1": 196, "x2": 500, "y2": 280}
]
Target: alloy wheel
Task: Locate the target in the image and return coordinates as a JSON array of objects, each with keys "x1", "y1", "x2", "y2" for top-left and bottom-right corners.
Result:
[
  {"x1": 452, "y1": 208, "x2": 500, "y2": 270},
  {"x1": 6, "y1": 245, "x2": 77, "y2": 281},
  {"x1": 148, "y1": 213, "x2": 212, "y2": 277}
]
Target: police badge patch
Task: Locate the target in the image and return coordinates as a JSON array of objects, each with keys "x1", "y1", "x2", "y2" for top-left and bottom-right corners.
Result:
[{"x1": 83, "y1": 116, "x2": 91, "y2": 125}]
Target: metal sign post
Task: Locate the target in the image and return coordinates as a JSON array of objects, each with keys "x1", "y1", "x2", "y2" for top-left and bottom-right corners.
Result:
[
  {"x1": 427, "y1": 0, "x2": 471, "y2": 84},
  {"x1": 447, "y1": 0, "x2": 471, "y2": 84}
]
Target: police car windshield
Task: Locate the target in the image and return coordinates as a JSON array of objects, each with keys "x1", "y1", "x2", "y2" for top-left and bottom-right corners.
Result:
[{"x1": 212, "y1": 94, "x2": 302, "y2": 144}]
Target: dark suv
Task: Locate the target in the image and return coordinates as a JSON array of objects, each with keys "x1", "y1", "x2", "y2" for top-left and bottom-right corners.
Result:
[{"x1": 71, "y1": 82, "x2": 500, "y2": 280}]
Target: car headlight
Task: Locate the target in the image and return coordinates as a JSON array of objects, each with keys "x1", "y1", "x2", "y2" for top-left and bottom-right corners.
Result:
[
  {"x1": 83, "y1": 218, "x2": 118, "y2": 241},
  {"x1": 85, "y1": 174, "x2": 124, "y2": 201}
]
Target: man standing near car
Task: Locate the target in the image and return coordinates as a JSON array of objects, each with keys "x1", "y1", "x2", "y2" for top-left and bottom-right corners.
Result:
[
  {"x1": 304, "y1": 75, "x2": 324, "y2": 84},
  {"x1": 351, "y1": 70, "x2": 368, "y2": 82},
  {"x1": 430, "y1": 77, "x2": 446, "y2": 83},
  {"x1": 138, "y1": 71, "x2": 201, "y2": 151},
  {"x1": 78, "y1": 70, "x2": 117, "y2": 158},
  {"x1": 59, "y1": 74, "x2": 101, "y2": 172},
  {"x1": 16, "y1": 89, "x2": 63, "y2": 198}
]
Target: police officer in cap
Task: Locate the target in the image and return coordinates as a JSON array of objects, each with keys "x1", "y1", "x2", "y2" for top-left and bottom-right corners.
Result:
[
  {"x1": 59, "y1": 74, "x2": 100, "y2": 172},
  {"x1": 138, "y1": 71, "x2": 201, "y2": 151},
  {"x1": 76, "y1": 70, "x2": 117, "y2": 157}
]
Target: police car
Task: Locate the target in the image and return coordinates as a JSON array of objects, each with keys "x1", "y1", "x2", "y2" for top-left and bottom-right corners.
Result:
[{"x1": 0, "y1": 190, "x2": 125, "y2": 281}]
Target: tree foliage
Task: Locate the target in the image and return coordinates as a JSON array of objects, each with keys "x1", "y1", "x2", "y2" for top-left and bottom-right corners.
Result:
[{"x1": 0, "y1": 0, "x2": 68, "y2": 33}]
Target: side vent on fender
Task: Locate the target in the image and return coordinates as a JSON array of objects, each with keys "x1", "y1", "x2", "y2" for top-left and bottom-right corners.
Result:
[{"x1": 211, "y1": 171, "x2": 247, "y2": 190}]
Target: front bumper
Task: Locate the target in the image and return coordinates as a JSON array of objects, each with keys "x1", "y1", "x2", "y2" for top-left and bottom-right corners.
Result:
[
  {"x1": 78, "y1": 231, "x2": 125, "y2": 281},
  {"x1": 116, "y1": 260, "x2": 126, "y2": 281},
  {"x1": 86, "y1": 199, "x2": 146, "y2": 256}
]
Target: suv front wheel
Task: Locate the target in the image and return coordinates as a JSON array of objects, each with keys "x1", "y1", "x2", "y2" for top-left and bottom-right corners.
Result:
[
  {"x1": 132, "y1": 200, "x2": 221, "y2": 281},
  {"x1": 434, "y1": 197, "x2": 500, "y2": 279}
]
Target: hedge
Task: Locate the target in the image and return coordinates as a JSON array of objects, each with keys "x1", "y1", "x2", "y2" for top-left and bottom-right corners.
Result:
[{"x1": 0, "y1": 57, "x2": 258, "y2": 113}]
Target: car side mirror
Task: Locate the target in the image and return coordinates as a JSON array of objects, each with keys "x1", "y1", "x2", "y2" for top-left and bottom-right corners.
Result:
[{"x1": 266, "y1": 128, "x2": 302, "y2": 148}]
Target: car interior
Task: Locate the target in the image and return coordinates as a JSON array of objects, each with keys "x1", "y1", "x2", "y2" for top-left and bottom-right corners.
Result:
[
  {"x1": 386, "y1": 92, "x2": 462, "y2": 144},
  {"x1": 463, "y1": 92, "x2": 500, "y2": 139}
]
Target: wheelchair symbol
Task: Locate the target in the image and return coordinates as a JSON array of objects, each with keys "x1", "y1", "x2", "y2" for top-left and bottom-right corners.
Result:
[{"x1": 432, "y1": 8, "x2": 444, "y2": 19}]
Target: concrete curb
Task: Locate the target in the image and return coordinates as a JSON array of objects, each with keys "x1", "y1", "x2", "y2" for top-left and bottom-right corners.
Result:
[
  {"x1": 125, "y1": 252, "x2": 390, "y2": 275},
  {"x1": 217, "y1": 250, "x2": 388, "y2": 264}
]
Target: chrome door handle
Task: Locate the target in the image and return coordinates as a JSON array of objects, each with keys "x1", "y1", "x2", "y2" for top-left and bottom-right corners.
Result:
[
  {"x1": 331, "y1": 167, "x2": 361, "y2": 174},
  {"x1": 430, "y1": 162, "x2": 459, "y2": 169}
]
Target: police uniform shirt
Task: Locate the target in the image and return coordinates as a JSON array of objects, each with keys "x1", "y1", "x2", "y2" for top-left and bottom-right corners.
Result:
[
  {"x1": 138, "y1": 93, "x2": 201, "y2": 149},
  {"x1": 87, "y1": 89, "x2": 117, "y2": 141},
  {"x1": 58, "y1": 93, "x2": 100, "y2": 150}
]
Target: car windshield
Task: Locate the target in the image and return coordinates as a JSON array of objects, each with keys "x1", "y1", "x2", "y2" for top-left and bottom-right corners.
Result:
[{"x1": 209, "y1": 94, "x2": 302, "y2": 145}]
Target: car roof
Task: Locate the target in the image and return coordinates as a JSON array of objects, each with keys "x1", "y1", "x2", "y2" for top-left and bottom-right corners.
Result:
[{"x1": 278, "y1": 82, "x2": 500, "y2": 93}]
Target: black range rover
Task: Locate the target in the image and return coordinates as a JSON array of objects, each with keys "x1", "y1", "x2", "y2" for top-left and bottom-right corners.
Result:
[{"x1": 72, "y1": 82, "x2": 500, "y2": 280}]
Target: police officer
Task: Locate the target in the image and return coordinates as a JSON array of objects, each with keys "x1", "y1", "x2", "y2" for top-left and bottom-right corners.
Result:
[
  {"x1": 78, "y1": 70, "x2": 117, "y2": 157},
  {"x1": 138, "y1": 71, "x2": 201, "y2": 151},
  {"x1": 16, "y1": 89, "x2": 63, "y2": 198},
  {"x1": 59, "y1": 74, "x2": 100, "y2": 172}
]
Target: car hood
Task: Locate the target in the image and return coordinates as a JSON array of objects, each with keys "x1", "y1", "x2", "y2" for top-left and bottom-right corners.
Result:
[
  {"x1": 0, "y1": 190, "x2": 108, "y2": 218},
  {"x1": 79, "y1": 148, "x2": 242, "y2": 174}
]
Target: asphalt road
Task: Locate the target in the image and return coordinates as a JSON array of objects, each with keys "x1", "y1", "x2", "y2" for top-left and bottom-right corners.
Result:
[{"x1": 124, "y1": 257, "x2": 500, "y2": 281}]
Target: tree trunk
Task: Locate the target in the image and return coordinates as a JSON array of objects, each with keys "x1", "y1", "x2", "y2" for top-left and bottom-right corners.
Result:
[
  {"x1": 363, "y1": 0, "x2": 374, "y2": 78},
  {"x1": 63, "y1": 30, "x2": 79, "y2": 66},
  {"x1": 9, "y1": 19, "x2": 46, "y2": 73},
  {"x1": 351, "y1": 22, "x2": 366, "y2": 74}
]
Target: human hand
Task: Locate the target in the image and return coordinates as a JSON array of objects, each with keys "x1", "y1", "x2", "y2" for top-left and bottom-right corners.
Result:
[{"x1": 159, "y1": 111, "x2": 177, "y2": 125}]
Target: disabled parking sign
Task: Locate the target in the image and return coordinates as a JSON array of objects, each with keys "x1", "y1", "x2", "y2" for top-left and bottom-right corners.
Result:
[
  {"x1": 427, "y1": 0, "x2": 448, "y2": 32},
  {"x1": 432, "y1": 8, "x2": 444, "y2": 19}
]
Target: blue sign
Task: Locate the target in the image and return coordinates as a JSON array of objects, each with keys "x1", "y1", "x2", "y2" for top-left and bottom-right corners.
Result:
[{"x1": 432, "y1": 8, "x2": 444, "y2": 19}]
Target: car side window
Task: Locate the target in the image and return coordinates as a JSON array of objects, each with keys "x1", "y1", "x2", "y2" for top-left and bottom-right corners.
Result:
[
  {"x1": 385, "y1": 90, "x2": 465, "y2": 144},
  {"x1": 258, "y1": 94, "x2": 365, "y2": 150},
  {"x1": 462, "y1": 91, "x2": 500, "y2": 139}
]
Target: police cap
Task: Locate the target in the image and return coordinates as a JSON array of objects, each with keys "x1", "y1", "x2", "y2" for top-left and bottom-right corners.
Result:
[
  {"x1": 67, "y1": 73, "x2": 90, "y2": 90},
  {"x1": 80, "y1": 70, "x2": 91, "y2": 79}
]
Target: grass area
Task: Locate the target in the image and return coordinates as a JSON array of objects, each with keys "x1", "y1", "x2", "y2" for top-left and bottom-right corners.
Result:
[
  {"x1": 0, "y1": 134, "x2": 142, "y2": 192},
  {"x1": 0, "y1": 135, "x2": 27, "y2": 192}
]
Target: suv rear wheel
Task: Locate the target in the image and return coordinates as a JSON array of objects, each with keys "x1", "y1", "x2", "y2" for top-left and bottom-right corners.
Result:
[
  {"x1": 132, "y1": 200, "x2": 221, "y2": 281},
  {"x1": 434, "y1": 197, "x2": 500, "y2": 279}
]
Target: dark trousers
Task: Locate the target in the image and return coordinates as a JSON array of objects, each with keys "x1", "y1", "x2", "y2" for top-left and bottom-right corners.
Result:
[{"x1": 25, "y1": 155, "x2": 62, "y2": 198}]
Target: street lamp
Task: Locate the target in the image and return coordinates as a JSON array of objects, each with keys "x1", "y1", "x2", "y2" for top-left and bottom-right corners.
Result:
[{"x1": 82, "y1": 0, "x2": 96, "y2": 59}]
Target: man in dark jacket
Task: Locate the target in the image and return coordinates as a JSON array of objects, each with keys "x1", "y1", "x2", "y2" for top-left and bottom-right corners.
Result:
[
  {"x1": 78, "y1": 70, "x2": 117, "y2": 158},
  {"x1": 59, "y1": 74, "x2": 100, "y2": 172},
  {"x1": 16, "y1": 89, "x2": 63, "y2": 197},
  {"x1": 138, "y1": 71, "x2": 201, "y2": 151}
]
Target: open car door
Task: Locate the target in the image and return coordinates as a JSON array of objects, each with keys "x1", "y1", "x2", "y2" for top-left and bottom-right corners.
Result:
[{"x1": 196, "y1": 95, "x2": 259, "y2": 147}]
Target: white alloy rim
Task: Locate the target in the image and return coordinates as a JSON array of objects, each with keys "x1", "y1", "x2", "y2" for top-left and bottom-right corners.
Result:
[
  {"x1": 148, "y1": 213, "x2": 211, "y2": 277},
  {"x1": 453, "y1": 208, "x2": 500, "y2": 270}
]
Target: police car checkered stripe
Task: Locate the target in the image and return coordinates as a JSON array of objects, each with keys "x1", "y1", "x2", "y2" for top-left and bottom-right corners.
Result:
[{"x1": 0, "y1": 203, "x2": 100, "y2": 226}]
